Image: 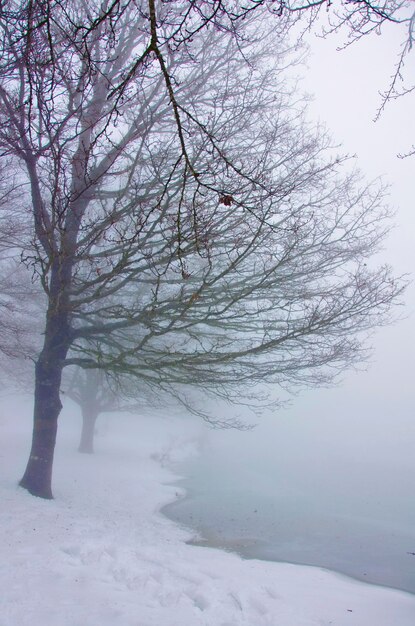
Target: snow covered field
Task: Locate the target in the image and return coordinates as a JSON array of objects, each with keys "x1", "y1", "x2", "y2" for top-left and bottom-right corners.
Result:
[{"x1": 2, "y1": 402, "x2": 415, "y2": 626}]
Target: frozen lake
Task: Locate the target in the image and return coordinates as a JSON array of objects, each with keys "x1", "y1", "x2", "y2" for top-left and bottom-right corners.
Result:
[{"x1": 163, "y1": 381, "x2": 415, "y2": 594}]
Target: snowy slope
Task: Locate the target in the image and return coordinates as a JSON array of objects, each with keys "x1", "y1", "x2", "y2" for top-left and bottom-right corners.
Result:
[{"x1": 1, "y1": 403, "x2": 415, "y2": 626}]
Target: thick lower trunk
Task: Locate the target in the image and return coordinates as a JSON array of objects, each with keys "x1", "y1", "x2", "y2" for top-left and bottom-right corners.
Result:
[
  {"x1": 19, "y1": 359, "x2": 63, "y2": 499},
  {"x1": 22, "y1": 158, "x2": 80, "y2": 498},
  {"x1": 19, "y1": 305, "x2": 70, "y2": 499},
  {"x1": 78, "y1": 409, "x2": 98, "y2": 454},
  {"x1": 19, "y1": 417, "x2": 59, "y2": 500}
]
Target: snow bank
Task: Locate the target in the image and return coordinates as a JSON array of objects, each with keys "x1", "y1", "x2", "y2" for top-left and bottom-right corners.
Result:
[{"x1": 1, "y1": 401, "x2": 415, "y2": 626}]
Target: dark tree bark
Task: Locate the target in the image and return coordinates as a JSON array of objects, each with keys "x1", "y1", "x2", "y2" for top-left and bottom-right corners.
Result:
[
  {"x1": 19, "y1": 266, "x2": 72, "y2": 498},
  {"x1": 19, "y1": 345, "x2": 67, "y2": 498},
  {"x1": 19, "y1": 385, "x2": 60, "y2": 500}
]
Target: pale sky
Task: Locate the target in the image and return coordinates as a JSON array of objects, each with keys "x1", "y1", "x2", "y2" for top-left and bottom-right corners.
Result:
[
  {"x1": 300, "y1": 17, "x2": 415, "y2": 413},
  {"x1": 188, "y1": 19, "x2": 415, "y2": 548}
]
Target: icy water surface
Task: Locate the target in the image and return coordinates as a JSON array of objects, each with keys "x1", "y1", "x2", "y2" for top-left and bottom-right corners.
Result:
[{"x1": 163, "y1": 395, "x2": 415, "y2": 594}]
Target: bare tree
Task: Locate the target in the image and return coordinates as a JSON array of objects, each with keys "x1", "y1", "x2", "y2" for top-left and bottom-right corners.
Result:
[
  {"x1": 64, "y1": 367, "x2": 118, "y2": 454},
  {"x1": 64, "y1": 365, "x2": 155, "y2": 454},
  {"x1": 0, "y1": 1, "x2": 405, "y2": 499}
]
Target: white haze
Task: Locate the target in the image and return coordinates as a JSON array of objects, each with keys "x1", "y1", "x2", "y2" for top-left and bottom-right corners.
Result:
[
  {"x1": 163, "y1": 21, "x2": 415, "y2": 592},
  {"x1": 3, "y1": 401, "x2": 415, "y2": 625},
  {"x1": 197, "y1": 15, "x2": 415, "y2": 489},
  {"x1": 2, "y1": 16, "x2": 414, "y2": 619}
]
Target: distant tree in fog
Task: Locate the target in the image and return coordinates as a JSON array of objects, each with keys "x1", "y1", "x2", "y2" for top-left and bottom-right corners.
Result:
[
  {"x1": 64, "y1": 365, "x2": 155, "y2": 454},
  {"x1": 0, "y1": 1, "x2": 407, "y2": 499},
  {"x1": 64, "y1": 367, "x2": 119, "y2": 454}
]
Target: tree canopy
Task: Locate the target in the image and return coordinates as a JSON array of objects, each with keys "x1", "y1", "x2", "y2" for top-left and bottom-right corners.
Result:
[{"x1": 0, "y1": 0, "x2": 409, "y2": 497}]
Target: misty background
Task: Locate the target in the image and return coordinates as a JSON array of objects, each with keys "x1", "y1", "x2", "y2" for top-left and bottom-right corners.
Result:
[
  {"x1": 163, "y1": 22, "x2": 415, "y2": 593},
  {"x1": 1, "y1": 5, "x2": 413, "y2": 596}
]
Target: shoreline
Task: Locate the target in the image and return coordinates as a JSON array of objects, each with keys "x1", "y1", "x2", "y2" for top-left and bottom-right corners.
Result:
[
  {"x1": 3, "y1": 409, "x2": 415, "y2": 625},
  {"x1": 162, "y1": 476, "x2": 415, "y2": 597},
  {"x1": 189, "y1": 534, "x2": 415, "y2": 597}
]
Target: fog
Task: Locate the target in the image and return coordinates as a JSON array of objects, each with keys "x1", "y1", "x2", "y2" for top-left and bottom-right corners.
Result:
[
  {"x1": 2, "y1": 9, "x2": 415, "y2": 626},
  {"x1": 3, "y1": 12, "x2": 414, "y2": 598},
  {"x1": 164, "y1": 24, "x2": 415, "y2": 593}
]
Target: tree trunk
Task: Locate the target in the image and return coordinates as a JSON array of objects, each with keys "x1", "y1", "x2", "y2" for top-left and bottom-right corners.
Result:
[
  {"x1": 78, "y1": 408, "x2": 98, "y2": 454},
  {"x1": 19, "y1": 355, "x2": 64, "y2": 498},
  {"x1": 19, "y1": 298, "x2": 71, "y2": 499}
]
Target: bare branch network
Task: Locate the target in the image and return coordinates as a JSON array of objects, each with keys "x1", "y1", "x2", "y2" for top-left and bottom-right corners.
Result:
[{"x1": 0, "y1": 0, "x2": 409, "y2": 497}]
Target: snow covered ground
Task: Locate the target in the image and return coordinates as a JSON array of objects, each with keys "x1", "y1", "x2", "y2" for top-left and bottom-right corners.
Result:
[{"x1": 1, "y1": 401, "x2": 415, "y2": 626}]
